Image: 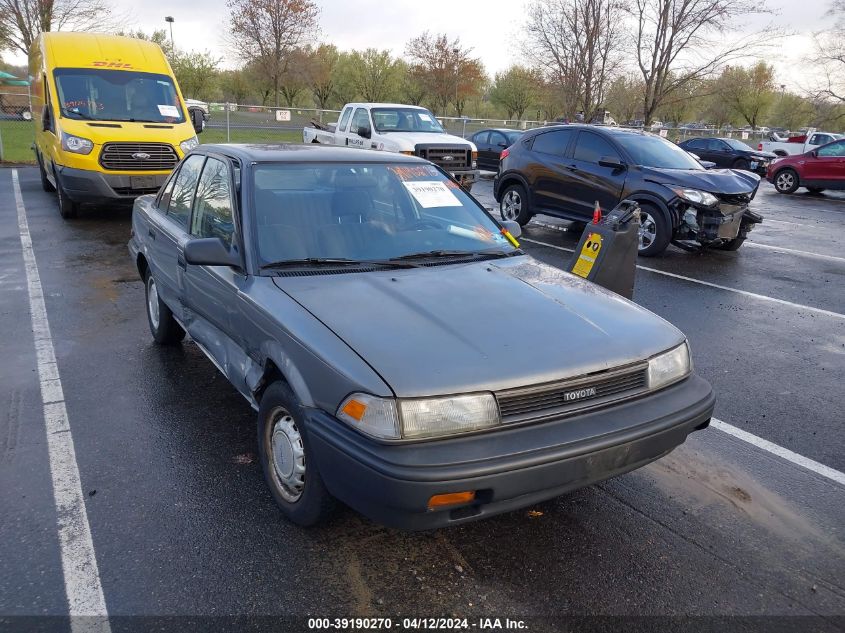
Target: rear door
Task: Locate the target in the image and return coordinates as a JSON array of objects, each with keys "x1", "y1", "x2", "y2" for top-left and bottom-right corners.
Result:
[
  {"x1": 802, "y1": 140, "x2": 845, "y2": 184},
  {"x1": 487, "y1": 131, "x2": 509, "y2": 170},
  {"x1": 149, "y1": 153, "x2": 205, "y2": 317},
  {"x1": 471, "y1": 131, "x2": 492, "y2": 169},
  {"x1": 525, "y1": 128, "x2": 577, "y2": 214},
  {"x1": 566, "y1": 130, "x2": 626, "y2": 217},
  {"x1": 708, "y1": 139, "x2": 734, "y2": 167}
]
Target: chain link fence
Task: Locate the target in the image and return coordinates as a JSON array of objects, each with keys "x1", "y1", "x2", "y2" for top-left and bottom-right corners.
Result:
[{"x1": 0, "y1": 91, "x2": 35, "y2": 163}]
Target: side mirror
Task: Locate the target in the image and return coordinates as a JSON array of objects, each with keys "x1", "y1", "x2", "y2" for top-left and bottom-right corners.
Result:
[
  {"x1": 191, "y1": 108, "x2": 204, "y2": 134},
  {"x1": 811, "y1": 149, "x2": 818, "y2": 157},
  {"x1": 598, "y1": 155, "x2": 624, "y2": 169},
  {"x1": 701, "y1": 160, "x2": 716, "y2": 169},
  {"x1": 357, "y1": 125, "x2": 371, "y2": 139},
  {"x1": 501, "y1": 220, "x2": 522, "y2": 239},
  {"x1": 184, "y1": 238, "x2": 240, "y2": 267}
]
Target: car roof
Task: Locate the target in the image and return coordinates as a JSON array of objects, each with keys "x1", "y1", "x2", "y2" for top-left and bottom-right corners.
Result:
[
  {"x1": 476, "y1": 128, "x2": 523, "y2": 134},
  {"x1": 526, "y1": 124, "x2": 653, "y2": 139},
  {"x1": 194, "y1": 143, "x2": 430, "y2": 164},
  {"x1": 346, "y1": 103, "x2": 429, "y2": 109}
]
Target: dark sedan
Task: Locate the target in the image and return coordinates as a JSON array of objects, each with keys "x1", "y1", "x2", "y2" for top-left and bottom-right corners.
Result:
[
  {"x1": 678, "y1": 137, "x2": 776, "y2": 174},
  {"x1": 470, "y1": 128, "x2": 524, "y2": 170}
]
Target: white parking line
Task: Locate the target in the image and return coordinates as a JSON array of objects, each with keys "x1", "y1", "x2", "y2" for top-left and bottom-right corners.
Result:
[
  {"x1": 761, "y1": 217, "x2": 815, "y2": 229},
  {"x1": 711, "y1": 418, "x2": 845, "y2": 487},
  {"x1": 745, "y1": 241, "x2": 845, "y2": 263},
  {"x1": 521, "y1": 237, "x2": 845, "y2": 320},
  {"x1": 12, "y1": 170, "x2": 111, "y2": 633}
]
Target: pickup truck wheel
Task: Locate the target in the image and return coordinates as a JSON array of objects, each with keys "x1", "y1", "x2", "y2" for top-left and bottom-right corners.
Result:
[
  {"x1": 774, "y1": 169, "x2": 799, "y2": 194},
  {"x1": 500, "y1": 183, "x2": 531, "y2": 226},
  {"x1": 258, "y1": 381, "x2": 336, "y2": 527},
  {"x1": 637, "y1": 205, "x2": 671, "y2": 257},
  {"x1": 144, "y1": 272, "x2": 185, "y2": 345},
  {"x1": 55, "y1": 177, "x2": 79, "y2": 219}
]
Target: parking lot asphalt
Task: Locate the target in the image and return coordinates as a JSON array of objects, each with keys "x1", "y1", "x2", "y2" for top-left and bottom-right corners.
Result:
[{"x1": 1, "y1": 167, "x2": 843, "y2": 631}]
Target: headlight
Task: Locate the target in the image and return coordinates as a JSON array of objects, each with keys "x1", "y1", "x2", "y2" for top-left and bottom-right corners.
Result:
[
  {"x1": 670, "y1": 187, "x2": 718, "y2": 207},
  {"x1": 61, "y1": 133, "x2": 94, "y2": 155},
  {"x1": 647, "y1": 342, "x2": 692, "y2": 391},
  {"x1": 472, "y1": 151, "x2": 478, "y2": 169},
  {"x1": 180, "y1": 136, "x2": 199, "y2": 153},
  {"x1": 337, "y1": 393, "x2": 500, "y2": 440}
]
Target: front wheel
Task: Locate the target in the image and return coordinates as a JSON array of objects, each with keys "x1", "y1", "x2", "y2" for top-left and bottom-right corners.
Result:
[
  {"x1": 257, "y1": 381, "x2": 336, "y2": 527},
  {"x1": 55, "y1": 175, "x2": 79, "y2": 219},
  {"x1": 499, "y1": 183, "x2": 532, "y2": 226},
  {"x1": 144, "y1": 272, "x2": 185, "y2": 345},
  {"x1": 773, "y1": 169, "x2": 799, "y2": 194},
  {"x1": 637, "y1": 206, "x2": 671, "y2": 257}
]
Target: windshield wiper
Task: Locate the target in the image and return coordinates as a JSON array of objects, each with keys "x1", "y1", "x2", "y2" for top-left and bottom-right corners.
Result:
[
  {"x1": 389, "y1": 249, "x2": 521, "y2": 262},
  {"x1": 260, "y1": 257, "x2": 420, "y2": 270},
  {"x1": 61, "y1": 108, "x2": 96, "y2": 120}
]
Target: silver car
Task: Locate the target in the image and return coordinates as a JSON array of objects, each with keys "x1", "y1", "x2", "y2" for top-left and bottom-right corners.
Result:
[{"x1": 129, "y1": 144, "x2": 714, "y2": 530}]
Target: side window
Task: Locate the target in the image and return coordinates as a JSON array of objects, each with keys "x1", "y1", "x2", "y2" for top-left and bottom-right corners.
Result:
[
  {"x1": 573, "y1": 131, "x2": 620, "y2": 164},
  {"x1": 472, "y1": 131, "x2": 490, "y2": 146},
  {"x1": 811, "y1": 134, "x2": 829, "y2": 146},
  {"x1": 817, "y1": 141, "x2": 845, "y2": 157},
  {"x1": 42, "y1": 77, "x2": 54, "y2": 133},
  {"x1": 686, "y1": 139, "x2": 705, "y2": 150},
  {"x1": 167, "y1": 154, "x2": 205, "y2": 228},
  {"x1": 191, "y1": 158, "x2": 235, "y2": 248},
  {"x1": 338, "y1": 107, "x2": 352, "y2": 132},
  {"x1": 489, "y1": 132, "x2": 508, "y2": 148},
  {"x1": 351, "y1": 108, "x2": 370, "y2": 135},
  {"x1": 530, "y1": 130, "x2": 574, "y2": 157},
  {"x1": 157, "y1": 171, "x2": 178, "y2": 210}
]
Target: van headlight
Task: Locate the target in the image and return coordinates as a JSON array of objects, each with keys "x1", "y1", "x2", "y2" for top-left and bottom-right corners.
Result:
[
  {"x1": 647, "y1": 342, "x2": 692, "y2": 391},
  {"x1": 180, "y1": 136, "x2": 199, "y2": 153},
  {"x1": 337, "y1": 393, "x2": 500, "y2": 440},
  {"x1": 61, "y1": 133, "x2": 94, "y2": 155}
]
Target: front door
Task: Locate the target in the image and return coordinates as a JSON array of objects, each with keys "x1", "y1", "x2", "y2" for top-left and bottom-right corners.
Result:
[
  {"x1": 344, "y1": 107, "x2": 372, "y2": 149},
  {"x1": 802, "y1": 140, "x2": 845, "y2": 185},
  {"x1": 526, "y1": 128, "x2": 577, "y2": 214},
  {"x1": 566, "y1": 130, "x2": 627, "y2": 218}
]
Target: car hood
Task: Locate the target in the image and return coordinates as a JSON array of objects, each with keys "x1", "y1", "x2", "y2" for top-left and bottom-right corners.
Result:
[
  {"x1": 640, "y1": 166, "x2": 760, "y2": 195},
  {"x1": 743, "y1": 150, "x2": 777, "y2": 160},
  {"x1": 380, "y1": 131, "x2": 476, "y2": 150},
  {"x1": 273, "y1": 257, "x2": 684, "y2": 397}
]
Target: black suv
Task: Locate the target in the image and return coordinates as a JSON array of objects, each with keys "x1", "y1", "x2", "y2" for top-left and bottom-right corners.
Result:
[{"x1": 494, "y1": 125, "x2": 762, "y2": 256}]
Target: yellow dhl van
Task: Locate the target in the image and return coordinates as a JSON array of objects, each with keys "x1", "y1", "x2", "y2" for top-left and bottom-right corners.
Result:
[{"x1": 30, "y1": 32, "x2": 204, "y2": 218}]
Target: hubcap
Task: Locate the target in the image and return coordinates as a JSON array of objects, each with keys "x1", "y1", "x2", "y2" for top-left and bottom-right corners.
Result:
[
  {"x1": 269, "y1": 408, "x2": 306, "y2": 503},
  {"x1": 147, "y1": 277, "x2": 160, "y2": 330},
  {"x1": 776, "y1": 172, "x2": 794, "y2": 191},
  {"x1": 638, "y1": 212, "x2": 657, "y2": 251},
  {"x1": 501, "y1": 189, "x2": 521, "y2": 221}
]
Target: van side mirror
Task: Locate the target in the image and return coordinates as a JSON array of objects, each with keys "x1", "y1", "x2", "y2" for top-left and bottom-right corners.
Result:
[
  {"x1": 184, "y1": 238, "x2": 240, "y2": 267},
  {"x1": 191, "y1": 108, "x2": 204, "y2": 134},
  {"x1": 598, "y1": 155, "x2": 624, "y2": 169},
  {"x1": 357, "y1": 125, "x2": 371, "y2": 139}
]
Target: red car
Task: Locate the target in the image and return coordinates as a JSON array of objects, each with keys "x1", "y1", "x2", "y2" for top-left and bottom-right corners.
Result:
[{"x1": 767, "y1": 137, "x2": 845, "y2": 194}]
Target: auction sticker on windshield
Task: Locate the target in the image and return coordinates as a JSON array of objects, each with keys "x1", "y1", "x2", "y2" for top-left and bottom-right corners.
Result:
[
  {"x1": 157, "y1": 104, "x2": 180, "y2": 117},
  {"x1": 403, "y1": 181, "x2": 462, "y2": 208}
]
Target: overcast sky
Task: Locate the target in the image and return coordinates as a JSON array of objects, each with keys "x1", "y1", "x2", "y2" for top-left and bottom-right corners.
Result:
[{"x1": 3, "y1": 0, "x2": 833, "y2": 91}]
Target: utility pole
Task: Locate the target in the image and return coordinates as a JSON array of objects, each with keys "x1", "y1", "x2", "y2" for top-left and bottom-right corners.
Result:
[{"x1": 165, "y1": 16, "x2": 175, "y2": 52}]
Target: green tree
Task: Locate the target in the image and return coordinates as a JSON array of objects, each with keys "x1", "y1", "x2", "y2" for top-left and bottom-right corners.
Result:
[
  {"x1": 490, "y1": 66, "x2": 541, "y2": 119},
  {"x1": 349, "y1": 48, "x2": 400, "y2": 103},
  {"x1": 719, "y1": 62, "x2": 775, "y2": 130},
  {"x1": 305, "y1": 44, "x2": 339, "y2": 109},
  {"x1": 769, "y1": 92, "x2": 814, "y2": 132},
  {"x1": 219, "y1": 69, "x2": 254, "y2": 104},
  {"x1": 604, "y1": 74, "x2": 644, "y2": 123},
  {"x1": 331, "y1": 52, "x2": 359, "y2": 106},
  {"x1": 171, "y1": 51, "x2": 221, "y2": 101},
  {"x1": 0, "y1": 0, "x2": 113, "y2": 56}
]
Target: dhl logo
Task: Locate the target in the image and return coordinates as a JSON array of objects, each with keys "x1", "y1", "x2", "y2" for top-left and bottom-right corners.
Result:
[{"x1": 92, "y1": 61, "x2": 133, "y2": 69}]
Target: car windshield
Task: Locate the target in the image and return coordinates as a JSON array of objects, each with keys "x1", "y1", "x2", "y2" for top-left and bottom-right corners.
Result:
[
  {"x1": 371, "y1": 108, "x2": 444, "y2": 133},
  {"x1": 252, "y1": 162, "x2": 516, "y2": 266},
  {"x1": 723, "y1": 138, "x2": 754, "y2": 151},
  {"x1": 616, "y1": 133, "x2": 705, "y2": 170},
  {"x1": 54, "y1": 68, "x2": 185, "y2": 123},
  {"x1": 506, "y1": 131, "x2": 523, "y2": 144}
]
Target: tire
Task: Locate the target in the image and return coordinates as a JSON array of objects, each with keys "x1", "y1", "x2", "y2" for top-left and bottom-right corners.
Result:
[
  {"x1": 717, "y1": 236, "x2": 745, "y2": 251},
  {"x1": 144, "y1": 271, "x2": 185, "y2": 345},
  {"x1": 732, "y1": 158, "x2": 750, "y2": 171},
  {"x1": 773, "y1": 169, "x2": 799, "y2": 194},
  {"x1": 806, "y1": 187, "x2": 825, "y2": 195},
  {"x1": 55, "y1": 174, "x2": 79, "y2": 219},
  {"x1": 257, "y1": 381, "x2": 336, "y2": 527},
  {"x1": 37, "y1": 153, "x2": 55, "y2": 193},
  {"x1": 636, "y1": 205, "x2": 671, "y2": 257},
  {"x1": 499, "y1": 182, "x2": 532, "y2": 226}
]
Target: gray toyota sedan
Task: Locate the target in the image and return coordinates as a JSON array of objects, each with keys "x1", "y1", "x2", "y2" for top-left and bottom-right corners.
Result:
[{"x1": 129, "y1": 144, "x2": 714, "y2": 530}]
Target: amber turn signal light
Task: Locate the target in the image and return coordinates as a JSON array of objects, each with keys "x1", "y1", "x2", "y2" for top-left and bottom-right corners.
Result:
[{"x1": 427, "y1": 491, "x2": 476, "y2": 510}]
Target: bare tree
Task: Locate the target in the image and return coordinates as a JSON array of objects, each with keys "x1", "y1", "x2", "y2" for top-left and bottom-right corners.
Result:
[
  {"x1": 524, "y1": 0, "x2": 626, "y2": 122},
  {"x1": 810, "y1": 1, "x2": 845, "y2": 109},
  {"x1": 226, "y1": 0, "x2": 320, "y2": 107},
  {"x1": 631, "y1": 0, "x2": 772, "y2": 126},
  {"x1": 0, "y1": 0, "x2": 114, "y2": 56},
  {"x1": 305, "y1": 44, "x2": 339, "y2": 109},
  {"x1": 404, "y1": 32, "x2": 485, "y2": 116}
]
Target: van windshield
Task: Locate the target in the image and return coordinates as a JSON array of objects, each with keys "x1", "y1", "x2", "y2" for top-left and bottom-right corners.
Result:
[{"x1": 53, "y1": 68, "x2": 185, "y2": 123}]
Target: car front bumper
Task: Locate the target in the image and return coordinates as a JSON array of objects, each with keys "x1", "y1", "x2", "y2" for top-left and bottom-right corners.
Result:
[
  {"x1": 56, "y1": 165, "x2": 169, "y2": 205},
  {"x1": 306, "y1": 374, "x2": 714, "y2": 530}
]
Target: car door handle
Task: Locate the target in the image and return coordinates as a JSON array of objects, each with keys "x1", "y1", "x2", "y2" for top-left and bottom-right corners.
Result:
[
  {"x1": 148, "y1": 228, "x2": 156, "y2": 240},
  {"x1": 565, "y1": 164, "x2": 578, "y2": 171},
  {"x1": 177, "y1": 254, "x2": 186, "y2": 269}
]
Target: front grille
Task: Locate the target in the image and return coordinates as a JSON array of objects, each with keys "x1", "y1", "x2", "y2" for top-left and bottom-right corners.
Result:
[
  {"x1": 717, "y1": 192, "x2": 751, "y2": 206},
  {"x1": 415, "y1": 145, "x2": 471, "y2": 170},
  {"x1": 99, "y1": 142, "x2": 179, "y2": 171},
  {"x1": 495, "y1": 364, "x2": 648, "y2": 423},
  {"x1": 112, "y1": 186, "x2": 161, "y2": 196}
]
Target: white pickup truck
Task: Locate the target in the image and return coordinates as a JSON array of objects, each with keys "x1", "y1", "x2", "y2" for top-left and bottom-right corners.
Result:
[
  {"x1": 758, "y1": 129, "x2": 844, "y2": 157},
  {"x1": 303, "y1": 102, "x2": 479, "y2": 188}
]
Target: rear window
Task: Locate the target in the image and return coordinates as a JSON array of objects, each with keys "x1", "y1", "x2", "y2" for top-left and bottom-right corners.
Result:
[{"x1": 531, "y1": 130, "x2": 574, "y2": 156}]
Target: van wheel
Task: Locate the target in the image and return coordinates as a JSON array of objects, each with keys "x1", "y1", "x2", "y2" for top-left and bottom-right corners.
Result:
[
  {"x1": 499, "y1": 183, "x2": 532, "y2": 226},
  {"x1": 637, "y1": 205, "x2": 671, "y2": 257},
  {"x1": 773, "y1": 169, "x2": 799, "y2": 194},
  {"x1": 144, "y1": 272, "x2": 185, "y2": 345},
  {"x1": 55, "y1": 176, "x2": 79, "y2": 219},
  {"x1": 37, "y1": 153, "x2": 55, "y2": 192},
  {"x1": 258, "y1": 381, "x2": 336, "y2": 527}
]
